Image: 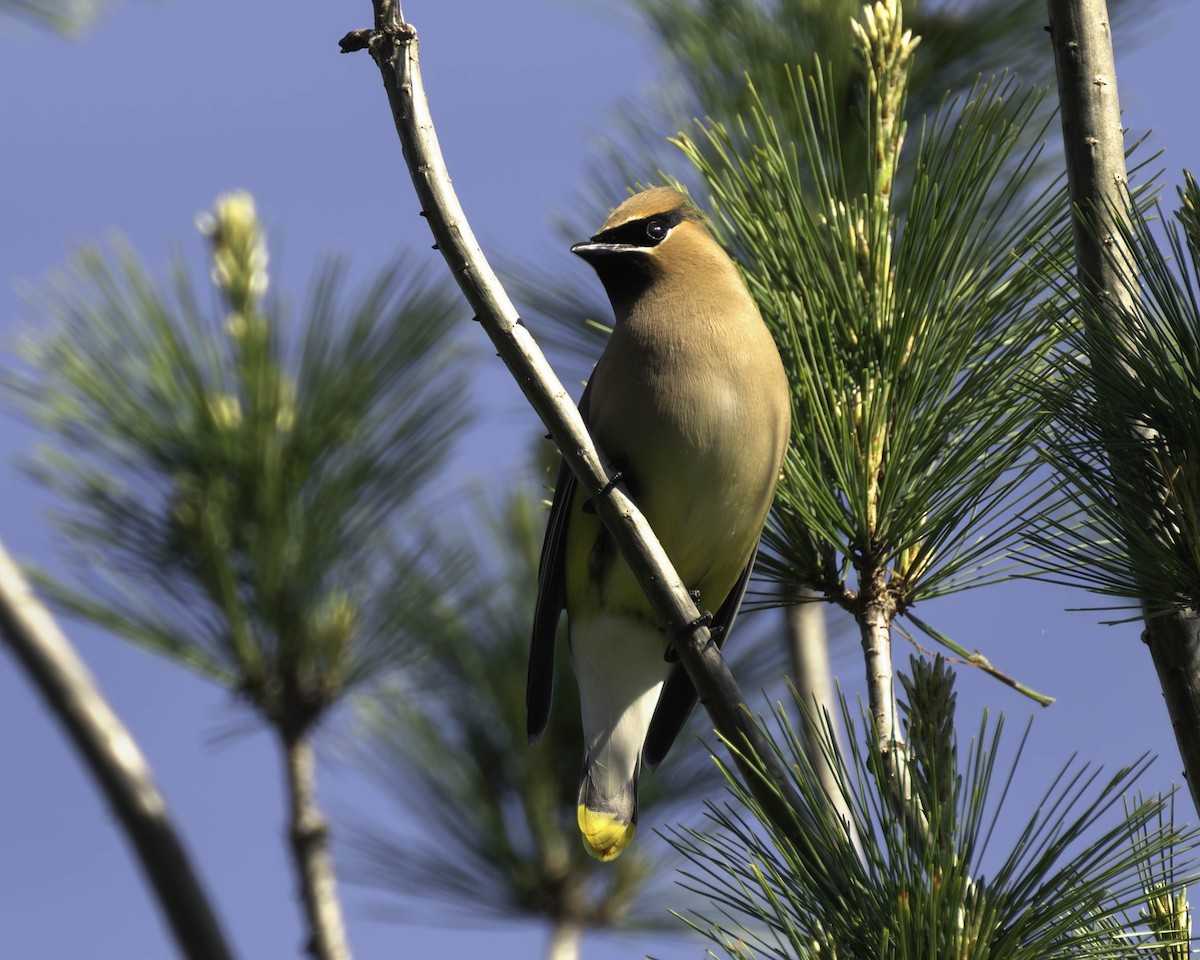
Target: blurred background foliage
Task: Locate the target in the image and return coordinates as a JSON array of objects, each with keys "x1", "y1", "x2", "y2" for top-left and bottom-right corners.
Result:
[
  {"x1": 10, "y1": 193, "x2": 468, "y2": 727},
  {"x1": 0, "y1": 0, "x2": 104, "y2": 34}
]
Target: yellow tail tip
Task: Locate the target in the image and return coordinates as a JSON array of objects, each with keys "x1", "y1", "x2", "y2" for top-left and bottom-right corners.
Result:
[{"x1": 578, "y1": 804, "x2": 636, "y2": 861}]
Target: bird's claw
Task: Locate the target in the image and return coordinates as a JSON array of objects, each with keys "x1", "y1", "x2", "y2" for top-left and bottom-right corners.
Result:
[
  {"x1": 599, "y1": 470, "x2": 624, "y2": 497},
  {"x1": 682, "y1": 610, "x2": 713, "y2": 635},
  {"x1": 583, "y1": 470, "x2": 625, "y2": 514},
  {"x1": 667, "y1": 612, "x2": 720, "y2": 662}
]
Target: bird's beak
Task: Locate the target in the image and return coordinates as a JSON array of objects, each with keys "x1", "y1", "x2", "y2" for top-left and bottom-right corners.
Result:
[{"x1": 570, "y1": 240, "x2": 628, "y2": 261}]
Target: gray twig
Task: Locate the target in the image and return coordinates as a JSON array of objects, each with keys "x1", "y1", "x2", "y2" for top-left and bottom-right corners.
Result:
[{"x1": 0, "y1": 539, "x2": 237, "y2": 960}]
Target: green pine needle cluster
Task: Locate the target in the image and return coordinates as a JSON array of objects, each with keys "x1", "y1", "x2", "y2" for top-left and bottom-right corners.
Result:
[
  {"x1": 670, "y1": 659, "x2": 1196, "y2": 960},
  {"x1": 1030, "y1": 174, "x2": 1200, "y2": 618},
  {"x1": 8, "y1": 192, "x2": 468, "y2": 730},
  {"x1": 678, "y1": 50, "x2": 1072, "y2": 617},
  {"x1": 599, "y1": 0, "x2": 1112, "y2": 213}
]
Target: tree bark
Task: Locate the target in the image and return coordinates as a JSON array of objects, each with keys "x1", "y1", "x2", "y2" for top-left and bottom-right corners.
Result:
[
  {"x1": 858, "y1": 592, "x2": 898, "y2": 755},
  {"x1": 1143, "y1": 620, "x2": 1200, "y2": 816},
  {"x1": 281, "y1": 730, "x2": 352, "y2": 960},
  {"x1": 0, "y1": 539, "x2": 237, "y2": 960},
  {"x1": 855, "y1": 575, "x2": 928, "y2": 843},
  {"x1": 1045, "y1": 0, "x2": 1200, "y2": 819}
]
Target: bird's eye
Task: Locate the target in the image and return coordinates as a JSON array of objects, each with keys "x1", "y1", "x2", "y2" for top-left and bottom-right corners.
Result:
[{"x1": 645, "y1": 218, "x2": 669, "y2": 242}]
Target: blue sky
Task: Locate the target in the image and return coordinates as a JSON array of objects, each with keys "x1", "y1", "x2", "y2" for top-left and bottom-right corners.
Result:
[{"x1": 2, "y1": 1, "x2": 1200, "y2": 958}]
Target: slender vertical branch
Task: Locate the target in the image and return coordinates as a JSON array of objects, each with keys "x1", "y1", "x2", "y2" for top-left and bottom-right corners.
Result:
[
  {"x1": 339, "y1": 1, "x2": 844, "y2": 895},
  {"x1": 1046, "y1": 0, "x2": 1132, "y2": 297},
  {"x1": 857, "y1": 571, "x2": 926, "y2": 842},
  {"x1": 281, "y1": 728, "x2": 351, "y2": 960},
  {"x1": 1046, "y1": 0, "x2": 1200, "y2": 819},
  {"x1": 545, "y1": 920, "x2": 583, "y2": 960},
  {"x1": 786, "y1": 597, "x2": 860, "y2": 853},
  {"x1": 0, "y1": 539, "x2": 237, "y2": 960},
  {"x1": 857, "y1": 586, "x2": 898, "y2": 752},
  {"x1": 1144, "y1": 617, "x2": 1200, "y2": 818}
]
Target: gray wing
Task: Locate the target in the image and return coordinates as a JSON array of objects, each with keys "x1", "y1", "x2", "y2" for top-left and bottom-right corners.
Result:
[
  {"x1": 641, "y1": 544, "x2": 758, "y2": 769},
  {"x1": 526, "y1": 385, "x2": 591, "y2": 744}
]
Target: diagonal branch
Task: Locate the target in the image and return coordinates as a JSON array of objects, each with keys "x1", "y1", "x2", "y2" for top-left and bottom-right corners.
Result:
[
  {"x1": 340, "y1": 0, "x2": 843, "y2": 892},
  {"x1": 1046, "y1": 0, "x2": 1200, "y2": 819},
  {"x1": 0, "y1": 538, "x2": 237, "y2": 960}
]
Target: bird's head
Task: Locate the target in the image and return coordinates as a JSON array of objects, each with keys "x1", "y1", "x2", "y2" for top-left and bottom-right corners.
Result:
[{"x1": 571, "y1": 187, "x2": 718, "y2": 311}]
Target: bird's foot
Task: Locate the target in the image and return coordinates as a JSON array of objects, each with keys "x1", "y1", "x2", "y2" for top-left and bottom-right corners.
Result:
[
  {"x1": 598, "y1": 469, "x2": 625, "y2": 497},
  {"x1": 665, "y1": 612, "x2": 722, "y2": 661},
  {"x1": 582, "y1": 468, "x2": 627, "y2": 514}
]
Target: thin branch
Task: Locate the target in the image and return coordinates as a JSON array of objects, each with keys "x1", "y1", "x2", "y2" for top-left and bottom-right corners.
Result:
[
  {"x1": 902, "y1": 614, "x2": 1055, "y2": 706},
  {"x1": 0, "y1": 538, "x2": 237, "y2": 960},
  {"x1": 857, "y1": 579, "x2": 930, "y2": 843},
  {"x1": 545, "y1": 919, "x2": 583, "y2": 960},
  {"x1": 785, "y1": 596, "x2": 861, "y2": 856},
  {"x1": 1047, "y1": 0, "x2": 1134, "y2": 299},
  {"x1": 858, "y1": 587, "x2": 899, "y2": 761},
  {"x1": 1046, "y1": 0, "x2": 1200, "y2": 819},
  {"x1": 281, "y1": 730, "x2": 352, "y2": 960},
  {"x1": 340, "y1": 1, "x2": 839, "y2": 892}
]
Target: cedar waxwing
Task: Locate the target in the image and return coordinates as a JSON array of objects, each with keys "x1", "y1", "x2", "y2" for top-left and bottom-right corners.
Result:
[{"x1": 528, "y1": 187, "x2": 791, "y2": 861}]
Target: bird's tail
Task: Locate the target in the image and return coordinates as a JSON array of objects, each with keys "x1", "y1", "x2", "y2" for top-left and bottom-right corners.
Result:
[
  {"x1": 571, "y1": 615, "x2": 669, "y2": 861},
  {"x1": 577, "y1": 763, "x2": 639, "y2": 862}
]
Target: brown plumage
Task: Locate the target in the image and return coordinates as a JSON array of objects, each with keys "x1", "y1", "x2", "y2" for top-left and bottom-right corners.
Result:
[{"x1": 528, "y1": 187, "x2": 791, "y2": 860}]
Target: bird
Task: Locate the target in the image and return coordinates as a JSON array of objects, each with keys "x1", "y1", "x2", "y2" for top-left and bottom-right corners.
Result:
[{"x1": 527, "y1": 186, "x2": 791, "y2": 861}]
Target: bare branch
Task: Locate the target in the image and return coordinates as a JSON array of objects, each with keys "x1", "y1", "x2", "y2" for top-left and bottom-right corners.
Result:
[
  {"x1": 0, "y1": 539, "x2": 237, "y2": 960},
  {"x1": 281, "y1": 731, "x2": 351, "y2": 960},
  {"x1": 786, "y1": 597, "x2": 861, "y2": 855},
  {"x1": 1047, "y1": 0, "x2": 1134, "y2": 301}
]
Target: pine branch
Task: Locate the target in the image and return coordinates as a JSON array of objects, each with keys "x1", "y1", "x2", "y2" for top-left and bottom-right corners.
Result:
[
  {"x1": 785, "y1": 594, "x2": 860, "y2": 855},
  {"x1": 1046, "y1": 0, "x2": 1200, "y2": 820},
  {"x1": 0, "y1": 539, "x2": 237, "y2": 960},
  {"x1": 340, "y1": 0, "x2": 843, "y2": 896},
  {"x1": 281, "y1": 729, "x2": 351, "y2": 960}
]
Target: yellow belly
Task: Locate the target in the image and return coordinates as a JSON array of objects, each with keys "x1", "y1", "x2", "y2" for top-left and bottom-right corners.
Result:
[{"x1": 564, "y1": 379, "x2": 782, "y2": 625}]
